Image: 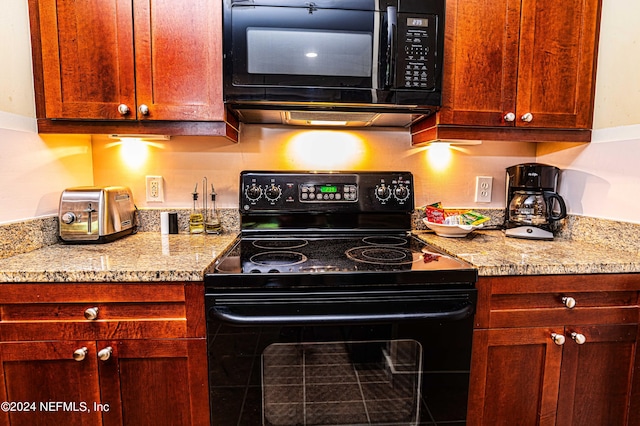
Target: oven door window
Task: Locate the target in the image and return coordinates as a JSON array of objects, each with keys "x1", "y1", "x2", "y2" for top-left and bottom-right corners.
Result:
[
  {"x1": 229, "y1": 5, "x2": 384, "y2": 88},
  {"x1": 262, "y1": 339, "x2": 422, "y2": 425}
]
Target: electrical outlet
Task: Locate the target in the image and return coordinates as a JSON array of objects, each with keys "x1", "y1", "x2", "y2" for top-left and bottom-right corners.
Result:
[
  {"x1": 474, "y1": 176, "x2": 493, "y2": 203},
  {"x1": 146, "y1": 176, "x2": 164, "y2": 202}
]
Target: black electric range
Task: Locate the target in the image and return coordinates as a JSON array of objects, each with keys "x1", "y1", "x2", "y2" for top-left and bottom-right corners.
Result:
[{"x1": 204, "y1": 171, "x2": 478, "y2": 425}]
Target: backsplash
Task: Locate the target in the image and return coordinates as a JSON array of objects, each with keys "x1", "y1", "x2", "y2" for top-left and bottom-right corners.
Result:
[{"x1": 1, "y1": 209, "x2": 638, "y2": 259}]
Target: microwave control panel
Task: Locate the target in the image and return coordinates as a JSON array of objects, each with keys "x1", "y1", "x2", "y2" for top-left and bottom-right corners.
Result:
[{"x1": 398, "y1": 14, "x2": 438, "y2": 90}]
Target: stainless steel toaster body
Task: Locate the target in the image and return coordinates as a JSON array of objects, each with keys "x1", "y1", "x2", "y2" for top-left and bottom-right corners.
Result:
[{"x1": 59, "y1": 186, "x2": 136, "y2": 243}]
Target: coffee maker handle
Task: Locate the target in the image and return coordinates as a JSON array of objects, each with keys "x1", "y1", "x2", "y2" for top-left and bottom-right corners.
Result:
[{"x1": 544, "y1": 192, "x2": 567, "y2": 221}]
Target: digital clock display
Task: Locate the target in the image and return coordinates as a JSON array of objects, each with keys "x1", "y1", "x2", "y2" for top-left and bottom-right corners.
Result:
[{"x1": 320, "y1": 185, "x2": 338, "y2": 193}]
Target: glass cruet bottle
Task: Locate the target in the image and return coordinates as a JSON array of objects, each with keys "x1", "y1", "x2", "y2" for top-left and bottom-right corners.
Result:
[
  {"x1": 189, "y1": 183, "x2": 204, "y2": 234},
  {"x1": 205, "y1": 184, "x2": 222, "y2": 234}
]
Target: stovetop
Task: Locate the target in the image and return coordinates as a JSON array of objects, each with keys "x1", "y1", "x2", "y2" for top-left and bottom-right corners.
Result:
[
  {"x1": 214, "y1": 233, "x2": 471, "y2": 274},
  {"x1": 205, "y1": 171, "x2": 477, "y2": 291}
]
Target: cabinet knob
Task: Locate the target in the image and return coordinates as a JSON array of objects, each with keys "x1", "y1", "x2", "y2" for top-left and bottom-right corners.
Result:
[
  {"x1": 571, "y1": 332, "x2": 587, "y2": 345},
  {"x1": 562, "y1": 296, "x2": 576, "y2": 309},
  {"x1": 84, "y1": 307, "x2": 99, "y2": 320},
  {"x1": 73, "y1": 347, "x2": 88, "y2": 361},
  {"x1": 551, "y1": 333, "x2": 565, "y2": 346},
  {"x1": 521, "y1": 112, "x2": 534, "y2": 122},
  {"x1": 98, "y1": 346, "x2": 113, "y2": 361},
  {"x1": 504, "y1": 112, "x2": 516, "y2": 122},
  {"x1": 139, "y1": 104, "x2": 150, "y2": 116},
  {"x1": 118, "y1": 104, "x2": 130, "y2": 116}
]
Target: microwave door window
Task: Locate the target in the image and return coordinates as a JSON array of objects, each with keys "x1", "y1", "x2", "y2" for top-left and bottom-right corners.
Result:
[{"x1": 247, "y1": 29, "x2": 372, "y2": 79}]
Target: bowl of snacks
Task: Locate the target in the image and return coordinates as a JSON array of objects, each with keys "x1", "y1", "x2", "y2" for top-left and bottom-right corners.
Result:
[{"x1": 422, "y1": 202, "x2": 489, "y2": 238}]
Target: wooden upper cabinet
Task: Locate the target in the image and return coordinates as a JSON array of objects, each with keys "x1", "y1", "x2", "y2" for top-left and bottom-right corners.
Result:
[
  {"x1": 412, "y1": 0, "x2": 602, "y2": 144},
  {"x1": 133, "y1": 0, "x2": 224, "y2": 121},
  {"x1": 30, "y1": 0, "x2": 224, "y2": 122},
  {"x1": 34, "y1": 0, "x2": 136, "y2": 120},
  {"x1": 441, "y1": 0, "x2": 601, "y2": 129}
]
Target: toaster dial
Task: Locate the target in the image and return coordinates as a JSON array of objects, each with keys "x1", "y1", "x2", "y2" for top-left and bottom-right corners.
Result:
[{"x1": 61, "y1": 212, "x2": 77, "y2": 224}]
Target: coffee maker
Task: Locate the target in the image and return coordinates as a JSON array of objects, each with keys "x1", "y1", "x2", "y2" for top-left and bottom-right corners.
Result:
[{"x1": 505, "y1": 163, "x2": 567, "y2": 240}]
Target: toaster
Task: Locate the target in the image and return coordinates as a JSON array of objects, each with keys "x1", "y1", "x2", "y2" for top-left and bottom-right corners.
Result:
[{"x1": 59, "y1": 186, "x2": 137, "y2": 243}]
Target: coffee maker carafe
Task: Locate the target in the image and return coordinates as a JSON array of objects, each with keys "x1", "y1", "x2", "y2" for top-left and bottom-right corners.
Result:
[{"x1": 505, "y1": 163, "x2": 567, "y2": 240}]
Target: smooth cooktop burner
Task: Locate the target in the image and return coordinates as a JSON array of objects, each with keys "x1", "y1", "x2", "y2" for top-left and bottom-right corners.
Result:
[{"x1": 213, "y1": 234, "x2": 470, "y2": 275}]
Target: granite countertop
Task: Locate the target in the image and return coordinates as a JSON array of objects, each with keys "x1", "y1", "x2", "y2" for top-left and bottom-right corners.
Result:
[
  {"x1": 415, "y1": 230, "x2": 640, "y2": 276},
  {"x1": 0, "y1": 232, "x2": 238, "y2": 283},
  {"x1": 1, "y1": 226, "x2": 639, "y2": 283}
]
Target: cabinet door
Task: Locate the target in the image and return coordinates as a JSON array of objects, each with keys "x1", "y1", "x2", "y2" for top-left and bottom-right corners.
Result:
[
  {"x1": 556, "y1": 324, "x2": 639, "y2": 426},
  {"x1": 467, "y1": 327, "x2": 563, "y2": 426},
  {"x1": 33, "y1": 0, "x2": 136, "y2": 119},
  {"x1": 133, "y1": 0, "x2": 224, "y2": 121},
  {"x1": 441, "y1": 0, "x2": 600, "y2": 130},
  {"x1": 516, "y1": 0, "x2": 601, "y2": 129},
  {"x1": 98, "y1": 339, "x2": 210, "y2": 426},
  {"x1": 0, "y1": 341, "x2": 103, "y2": 426},
  {"x1": 440, "y1": 0, "x2": 521, "y2": 127}
]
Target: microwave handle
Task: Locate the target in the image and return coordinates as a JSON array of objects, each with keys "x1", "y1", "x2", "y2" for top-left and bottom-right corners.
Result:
[{"x1": 385, "y1": 6, "x2": 397, "y2": 88}]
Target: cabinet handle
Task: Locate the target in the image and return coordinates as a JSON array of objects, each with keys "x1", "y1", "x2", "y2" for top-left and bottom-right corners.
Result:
[
  {"x1": 118, "y1": 104, "x2": 130, "y2": 116},
  {"x1": 73, "y1": 347, "x2": 88, "y2": 361},
  {"x1": 562, "y1": 297, "x2": 576, "y2": 309},
  {"x1": 98, "y1": 346, "x2": 113, "y2": 361},
  {"x1": 504, "y1": 112, "x2": 516, "y2": 122},
  {"x1": 139, "y1": 104, "x2": 150, "y2": 116},
  {"x1": 551, "y1": 333, "x2": 565, "y2": 346},
  {"x1": 521, "y1": 112, "x2": 534, "y2": 122},
  {"x1": 571, "y1": 332, "x2": 587, "y2": 345},
  {"x1": 84, "y1": 307, "x2": 99, "y2": 320}
]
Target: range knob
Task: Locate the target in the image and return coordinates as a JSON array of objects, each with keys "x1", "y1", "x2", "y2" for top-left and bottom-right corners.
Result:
[
  {"x1": 265, "y1": 184, "x2": 282, "y2": 202},
  {"x1": 375, "y1": 184, "x2": 391, "y2": 202},
  {"x1": 393, "y1": 184, "x2": 410, "y2": 202},
  {"x1": 61, "y1": 212, "x2": 77, "y2": 224},
  {"x1": 245, "y1": 184, "x2": 262, "y2": 201}
]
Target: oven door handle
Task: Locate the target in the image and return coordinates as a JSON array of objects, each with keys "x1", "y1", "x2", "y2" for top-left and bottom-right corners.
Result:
[{"x1": 209, "y1": 301, "x2": 474, "y2": 325}]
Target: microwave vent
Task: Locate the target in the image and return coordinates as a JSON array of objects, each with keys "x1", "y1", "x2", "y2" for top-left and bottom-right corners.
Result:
[{"x1": 284, "y1": 111, "x2": 379, "y2": 127}]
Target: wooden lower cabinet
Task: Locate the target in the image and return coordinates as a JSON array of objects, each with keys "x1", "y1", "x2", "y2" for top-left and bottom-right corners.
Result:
[
  {"x1": 468, "y1": 275, "x2": 640, "y2": 426},
  {"x1": 0, "y1": 283, "x2": 210, "y2": 426}
]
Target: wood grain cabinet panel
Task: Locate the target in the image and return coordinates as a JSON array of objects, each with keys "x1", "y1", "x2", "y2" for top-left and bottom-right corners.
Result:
[
  {"x1": 468, "y1": 275, "x2": 640, "y2": 426},
  {"x1": 411, "y1": 0, "x2": 602, "y2": 144},
  {"x1": 0, "y1": 283, "x2": 210, "y2": 426},
  {"x1": 28, "y1": 0, "x2": 235, "y2": 138}
]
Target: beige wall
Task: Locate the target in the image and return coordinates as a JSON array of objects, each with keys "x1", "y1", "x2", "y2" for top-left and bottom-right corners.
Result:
[
  {"x1": 1, "y1": 0, "x2": 35, "y2": 117},
  {"x1": 536, "y1": 0, "x2": 640, "y2": 224},
  {"x1": 0, "y1": 1, "x2": 93, "y2": 224},
  {"x1": 1, "y1": 0, "x2": 639, "y2": 224},
  {"x1": 91, "y1": 129, "x2": 535, "y2": 210},
  {"x1": 591, "y1": 0, "x2": 640, "y2": 129}
]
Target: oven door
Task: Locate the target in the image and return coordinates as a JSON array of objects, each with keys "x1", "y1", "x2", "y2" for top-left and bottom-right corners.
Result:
[
  {"x1": 207, "y1": 288, "x2": 476, "y2": 425},
  {"x1": 224, "y1": 0, "x2": 394, "y2": 103}
]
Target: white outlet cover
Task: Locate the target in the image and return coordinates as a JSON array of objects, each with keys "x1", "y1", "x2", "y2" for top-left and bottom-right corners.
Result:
[
  {"x1": 474, "y1": 176, "x2": 493, "y2": 203},
  {"x1": 146, "y1": 175, "x2": 164, "y2": 202}
]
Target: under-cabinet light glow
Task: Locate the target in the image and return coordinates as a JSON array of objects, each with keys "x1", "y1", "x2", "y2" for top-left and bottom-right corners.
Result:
[
  {"x1": 307, "y1": 120, "x2": 348, "y2": 126},
  {"x1": 305, "y1": 52, "x2": 318, "y2": 58},
  {"x1": 285, "y1": 131, "x2": 366, "y2": 169},
  {"x1": 425, "y1": 142, "x2": 453, "y2": 171}
]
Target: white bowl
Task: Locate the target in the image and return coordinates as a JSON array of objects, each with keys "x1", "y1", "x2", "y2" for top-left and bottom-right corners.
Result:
[{"x1": 422, "y1": 219, "x2": 483, "y2": 237}]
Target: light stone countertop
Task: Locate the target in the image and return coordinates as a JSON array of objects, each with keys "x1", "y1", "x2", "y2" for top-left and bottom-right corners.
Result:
[
  {"x1": 1, "y1": 227, "x2": 639, "y2": 283},
  {"x1": 415, "y1": 230, "x2": 640, "y2": 276},
  {"x1": 0, "y1": 232, "x2": 238, "y2": 283}
]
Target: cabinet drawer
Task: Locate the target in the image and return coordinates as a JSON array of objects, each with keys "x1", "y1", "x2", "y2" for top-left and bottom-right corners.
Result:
[
  {"x1": 478, "y1": 275, "x2": 640, "y2": 328},
  {"x1": 0, "y1": 283, "x2": 190, "y2": 341}
]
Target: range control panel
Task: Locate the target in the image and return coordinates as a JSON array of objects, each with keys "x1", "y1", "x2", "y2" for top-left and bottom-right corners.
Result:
[{"x1": 240, "y1": 171, "x2": 414, "y2": 213}]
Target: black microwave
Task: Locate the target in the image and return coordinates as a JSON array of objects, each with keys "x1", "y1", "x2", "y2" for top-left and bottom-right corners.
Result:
[{"x1": 223, "y1": 0, "x2": 445, "y2": 112}]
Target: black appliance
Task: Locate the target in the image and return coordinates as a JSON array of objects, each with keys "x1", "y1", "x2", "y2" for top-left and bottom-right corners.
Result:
[
  {"x1": 205, "y1": 171, "x2": 477, "y2": 425},
  {"x1": 223, "y1": 0, "x2": 445, "y2": 117},
  {"x1": 505, "y1": 163, "x2": 567, "y2": 240}
]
